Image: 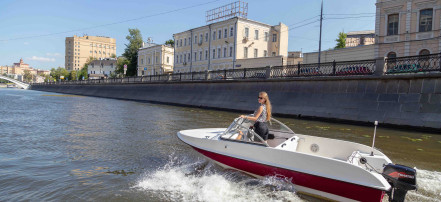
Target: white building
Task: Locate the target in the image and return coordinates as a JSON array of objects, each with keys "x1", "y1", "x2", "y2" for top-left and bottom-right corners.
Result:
[{"x1": 88, "y1": 58, "x2": 117, "y2": 79}]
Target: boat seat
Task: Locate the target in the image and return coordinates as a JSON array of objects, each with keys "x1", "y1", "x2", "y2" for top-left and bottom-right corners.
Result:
[{"x1": 274, "y1": 136, "x2": 299, "y2": 151}]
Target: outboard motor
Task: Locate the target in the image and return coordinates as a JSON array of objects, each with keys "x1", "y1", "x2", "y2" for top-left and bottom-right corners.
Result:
[{"x1": 382, "y1": 164, "x2": 417, "y2": 202}]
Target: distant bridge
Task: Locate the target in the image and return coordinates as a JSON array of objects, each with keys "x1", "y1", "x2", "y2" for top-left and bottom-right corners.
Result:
[{"x1": 0, "y1": 75, "x2": 30, "y2": 89}]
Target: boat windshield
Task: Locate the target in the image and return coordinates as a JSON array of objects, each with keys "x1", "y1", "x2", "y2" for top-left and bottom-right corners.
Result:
[{"x1": 221, "y1": 117, "x2": 296, "y2": 147}]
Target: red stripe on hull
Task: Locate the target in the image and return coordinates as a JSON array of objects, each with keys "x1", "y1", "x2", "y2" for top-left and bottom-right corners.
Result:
[{"x1": 193, "y1": 147, "x2": 385, "y2": 202}]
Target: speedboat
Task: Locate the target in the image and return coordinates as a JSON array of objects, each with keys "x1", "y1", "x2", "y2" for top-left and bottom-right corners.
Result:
[{"x1": 177, "y1": 117, "x2": 417, "y2": 202}]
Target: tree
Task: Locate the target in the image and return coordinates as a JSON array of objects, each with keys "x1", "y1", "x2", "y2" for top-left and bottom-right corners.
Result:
[
  {"x1": 110, "y1": 53, "x2": 116, "y2": 58},
  {"x1": 116, "y1": 57, "x2": 129, "y2": 76},
  {"x1": 23, "y1": 70, "x2": 33, "y2": 82},
  {"x1": 50, "y1": 67, "x2": 69, "y2": 81},
  {"x1": 335, "y1": 32, "x2": 347, "y2": 49},
  {"x1": 69, "y1": 71, "x2": 77, "y2": 81},
  {"x1": 77, "y1": 56, "x2": 94, "y2": 80},
  {"x1": 165, "y1": 39, "x2": 174, "y2": 47},
  {"x1": 122, "y1": 28, "x2": 143, "y2": 76}
]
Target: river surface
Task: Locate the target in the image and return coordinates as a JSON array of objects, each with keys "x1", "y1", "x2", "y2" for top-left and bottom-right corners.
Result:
[{"x1": 0, "y1": 88, "x2": 440, "y2": 201}]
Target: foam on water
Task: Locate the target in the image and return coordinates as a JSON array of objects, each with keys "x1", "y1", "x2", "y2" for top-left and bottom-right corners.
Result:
[
  {"x1": 133, "y1": 156, "x2": 303, "y2": 202},
  {"x1": 405, "y1": 169, "x2": 441, "y2": 202}
]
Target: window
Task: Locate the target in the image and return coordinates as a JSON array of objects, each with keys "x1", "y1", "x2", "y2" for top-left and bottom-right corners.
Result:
[
  {"x1": 205, "y1": 50, "x2": 208, "y2": 60},
  {"x1": 167, "y1": 56, "x2": 169, "y2": 64},
  {"x1": 205, "y1": 33, "x2": 209, "y2": 42},
  {"x1": 387, "y1": 14, "x2": 399, "y2": 35},
  {"x1": 255, "y1": 30, "x2": 259, "y2": 40},
  {"x1": 199, "y1": 51, "x2": 202, "y2": 61},
  {"x1": 194, "y1": 52, "x2": 197, "y2": 61},
  {"x1": 213, "y1": 31, "x2": 216, "y2": 41},
  {"x1": 264, "y1": 50, "x2": 268, "y2": 57},
  {"x1": 272, "y1": 52, "x2": 276, "y2": 56},
  {"x1": 224, "y1": 29, "x2": 227, "y2": 38},
  {"x1": 180, "y1": 55, "x2": 182, "y2": 63},
  {"x1": 244, "y1": 27, "x2": 249, "y2": 38},
  {"x1": 180, "y1": 39, "x2": 182, "y2": 47},
  {"x1": 218, "y1": 30, "x2": 221, "y2": 39},
  {"x1": 188, "y1": 37, "x2": 191, "y2": 45},
  {"x1": 230, "y1": 27, "x2": 234, "y2": 37},
  {"x1": 419, "y1": 9, "x2": 433, "y2": 32},
  {"x1": 156, "y1": 56, "x2": 159, "y2": 63},
  {"x1": 419, "y1": 49, "x2": 430, "y2": 55},
  {"x1": 148, "y1": 58, "x2": 151, "y2": 64},
  {"x1": 200, "y1": 34, "x2": 203, "y2": 43},
  {"x1": 213, "y1": 49, "x2": 216, "y2": 59},
  {"x1": 223, "y1": 47, "x2": 227, "y2": 57},
  {"x1": 141, "y1": 59, "x2": 143, "y2": 64},
  {"x1": 194, "y1": 36, "x2": 197, "y2": 44},
  {"x1": 387, "y1": 52, "x2": 397, "y2": 69},
  {"x1": 244, "y1": 47, "x2": 248, "y2": 58},
  {"x1": 254, "y1": 49, "x2": 258, "y2": 58},
  {"x1": 218, "y1": 48, "x2": 221, "y2": 58},
  {"x1": 229, "y1": 47, "x2": 233, "y2": 57},
  {"x1": 184, "y1": 38, "x2": 187, "y2": 46},
  {"x1": 188, "y1": 53, "x2": 190, "y2": 61},
  {"x1": 272, "y1": 34, "x2": 277, "y2": 42}
]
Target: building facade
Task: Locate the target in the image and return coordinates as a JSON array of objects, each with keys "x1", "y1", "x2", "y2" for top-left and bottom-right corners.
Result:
[
  {"x1": 137, "y1": 44, "x2": 174, "y2": 76},
  {"x1": 345, "y1": 30, "x2": 376, "y2": 47},
  {"x1": 287, "y1": 51, "x2": 304, "y2": 65},
  {"x1": 88, "y1": 58, "x2": 117, "y2": 79},
  {"x1": 173, "y1": 17, "x2": 288, "y2": 73},
  {"x1": 375, "y1": 0, "x2": 440, "y2": 58},
  {"x1": 65, "y1": 35, "x2": 116, "y2": 71}
]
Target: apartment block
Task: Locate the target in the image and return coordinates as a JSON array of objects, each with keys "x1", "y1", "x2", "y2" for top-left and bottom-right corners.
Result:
[
  {"x1": 65, "y1": 35, "x2": 116, "y2": 71},
  {"x1": 375, "y1": 0, "x2": 440, "y2": 58},
  {"x1": 173, "y1": 17, "x2": 288, "y2": 73},
  {"x1": 137, "y1": 44, "x2": 174, "y2": 76}
]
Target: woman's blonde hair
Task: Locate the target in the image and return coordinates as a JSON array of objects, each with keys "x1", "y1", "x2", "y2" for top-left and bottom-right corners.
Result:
[{"x1": 259, "y1": 91, "x2": 272, "y2": 121}]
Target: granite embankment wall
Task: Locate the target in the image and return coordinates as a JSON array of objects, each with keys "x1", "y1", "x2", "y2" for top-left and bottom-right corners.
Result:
[{"x1": 31, "y1": 74, "x2": 441, "y2": 131}]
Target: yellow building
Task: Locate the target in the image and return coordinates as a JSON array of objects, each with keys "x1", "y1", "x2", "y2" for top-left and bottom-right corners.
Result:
[
  {"x1": 375, "y1": 0, "x2": 440, "y2": 58},
  {"x1": 0, "y1": 66, "x2": 13, "y2": 75},
  {"x1": 65, "y1": 35, "x2": 116, "y2": 71},
  {"x1": 173, "y1": 17, "x2": 288, "y2": 73},
  {"x1": 137, "y1": 44, "x2": 174, "y2": 76}
]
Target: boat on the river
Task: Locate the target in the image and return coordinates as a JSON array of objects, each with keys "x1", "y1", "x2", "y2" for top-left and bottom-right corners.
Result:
[{"x1": 177, "y1": 117, "x2": 417, "y2": 202}]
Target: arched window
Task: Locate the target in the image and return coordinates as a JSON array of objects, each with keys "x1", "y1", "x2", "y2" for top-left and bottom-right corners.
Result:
[
  {"x1": 419, "y1": 49, "x2": 430, "y2": 56},
  {"x1": 387, "y1": 52, "x2": 396, "y2": 58},
  {"x1": 386, "y1": 52, "x2": 397, "y2": 70},
  {"x1": 418, "y1": 49, "x2": 430, "y2": 69}
]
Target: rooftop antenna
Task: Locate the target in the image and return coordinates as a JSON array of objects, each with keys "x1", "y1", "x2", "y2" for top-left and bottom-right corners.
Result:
[{"x1": 371, "y1": 121, "x2": 378, "y2": 156}]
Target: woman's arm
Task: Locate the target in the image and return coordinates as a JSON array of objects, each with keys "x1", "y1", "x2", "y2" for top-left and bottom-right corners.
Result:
[{"x1": 240, "y1": 106, "x2": 263, "y2": 122}]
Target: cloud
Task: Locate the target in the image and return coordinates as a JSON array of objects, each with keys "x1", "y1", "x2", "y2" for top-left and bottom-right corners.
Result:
[
  {"x1": 46, "y1": 53, "x2": 61, "y2": 57},
  {"x1": 24, "y1": 42, "x2": 29, "y2": 45},
  {"x1": 27, "y1": 56, "x2": 55, "y2": 62}
]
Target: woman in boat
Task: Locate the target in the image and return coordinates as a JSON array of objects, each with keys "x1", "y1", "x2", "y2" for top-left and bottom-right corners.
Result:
[{"x1": 239, "y1": 91, "x2": 272, "y2": 141}]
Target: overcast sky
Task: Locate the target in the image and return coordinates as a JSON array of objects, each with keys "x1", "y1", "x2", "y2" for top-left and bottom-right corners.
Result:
[{"x1": 0, "y1": 0, "x2": 376, "y2": 70}]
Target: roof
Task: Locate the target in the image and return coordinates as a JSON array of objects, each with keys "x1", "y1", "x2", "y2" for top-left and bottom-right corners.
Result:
[{"x1": 347, "y1": 30, "x2": 375, "y2": 36}]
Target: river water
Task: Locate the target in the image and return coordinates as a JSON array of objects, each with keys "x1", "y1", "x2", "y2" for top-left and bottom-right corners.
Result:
[{"x1": 0, "y1": 88, "x2": 440, "y2": 201}]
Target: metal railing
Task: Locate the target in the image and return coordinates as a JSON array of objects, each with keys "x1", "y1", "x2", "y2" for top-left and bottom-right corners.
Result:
[
  {"x1": 386, "y1": 53, "x2": 441, "y2": 74},
  {"x1": 32, "y1": 54, "x2": 441, "y2": 86}
]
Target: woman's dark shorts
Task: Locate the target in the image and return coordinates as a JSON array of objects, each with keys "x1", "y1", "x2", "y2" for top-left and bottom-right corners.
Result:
[{"x1": 253, "y1": 121, "x2": 269, "y2": 140}]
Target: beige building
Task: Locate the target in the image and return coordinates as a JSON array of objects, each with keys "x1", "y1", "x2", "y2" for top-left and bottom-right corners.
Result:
[
  {"x1": 137, "y1": 44, "x2": 174, "y2": 76},
  {"x1": 65, "y1": 35, "x2": 116, "y2": 71},
  {"x1": 346, "y1": 30, "x2": 375, "y2": 47},
  {"x1": 0, "y1": 66, "x2": 13, "y2": 75},
  {"x1": 287, "y1": 51, "x2": 303, "y2": 65},
  {"x1": 375, "y1": 0, "x2": 440, "y2": 58},
  {"x1": 303, "y1": 45, "x2": 375, "y2": 63},
  {"x1": 173, "y1": 17, "x2": 288, "y2": 73}
]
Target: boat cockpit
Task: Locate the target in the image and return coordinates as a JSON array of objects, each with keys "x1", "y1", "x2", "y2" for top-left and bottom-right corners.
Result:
[{"x1": 220, "y1": 117, "x2": 297, "y2": 148}]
